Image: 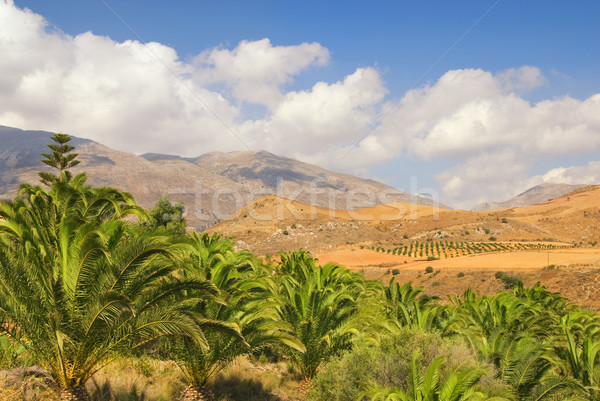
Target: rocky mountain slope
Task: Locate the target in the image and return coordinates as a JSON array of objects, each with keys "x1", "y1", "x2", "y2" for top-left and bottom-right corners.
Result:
[
  {"x1": 472, "y1": 182, "x2": 585, "y2": 211},
  {"x1": 0, "y1": 125, "x2": 441, "y2": 229}
]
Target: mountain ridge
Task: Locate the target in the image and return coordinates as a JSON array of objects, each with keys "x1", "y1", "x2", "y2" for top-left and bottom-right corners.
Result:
[
  {"x1": 472, "y1": 182, "x2": 586, "y2": 211},
  {"x1": 0, "y1": 125, "x2": 444, "y2": 228}
]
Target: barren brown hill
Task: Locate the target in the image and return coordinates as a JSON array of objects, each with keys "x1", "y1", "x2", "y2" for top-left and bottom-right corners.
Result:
[
  {"x1": 208, "y1": 185, "x2": 600, "y2": 255},
  {"x1": 0, "y1": 125, "x2": 442, "y2": 229}
]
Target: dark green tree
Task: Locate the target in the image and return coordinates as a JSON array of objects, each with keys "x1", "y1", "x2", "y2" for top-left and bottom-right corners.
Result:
[
  {"x1": 38, "y1": 133, "x2": 81, "y2": 185},
  {"x1": 147, "y1": 193, "x2": 187, "y2": 235}
]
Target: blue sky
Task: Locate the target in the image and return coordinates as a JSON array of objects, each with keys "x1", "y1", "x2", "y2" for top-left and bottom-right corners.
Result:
[{"x1": 2, "y1": 0, "x2": 599, "y2": 208}]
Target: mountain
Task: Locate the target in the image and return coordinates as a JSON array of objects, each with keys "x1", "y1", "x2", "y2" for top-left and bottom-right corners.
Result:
[
  {"x1": 471, "y1": 183, "x2": 586, "y2": 211},
  {"x1": 0, "y1": 125, "x2": 444, "y2": 229},
  {"x1": 207, "y1": 185, "x2": 600, "y2": 255}
]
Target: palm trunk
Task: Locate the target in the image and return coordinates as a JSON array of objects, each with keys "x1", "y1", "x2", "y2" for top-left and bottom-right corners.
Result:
[
  {"x1": 181, "y1": 385, "x2": 215, "y2": 401},
  {"x1": 298, "y1": 377, "x2": 311, "y2": 398},
  {"x1": 60, "y1": 386, "x2": 90, "y2": 401}
]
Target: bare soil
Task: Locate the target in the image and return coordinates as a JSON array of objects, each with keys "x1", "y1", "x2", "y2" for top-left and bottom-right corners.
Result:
[{"x1": 316, "y1": 247, "x2": 600, "y2": 311}]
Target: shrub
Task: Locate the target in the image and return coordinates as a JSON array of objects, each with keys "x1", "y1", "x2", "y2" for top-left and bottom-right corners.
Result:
[
  {"x1": 425, "y1": 266, "x2": 434, "y2": 274},
  {"x1": 427, "y1": 256, "x2": 438, "y2": 261},
  {"x1": 457, "y1": 272, "x2": 465, "y2": 278},
  {"x1": 391, "y1": 268, "x2": 400, "y2": 275},
  {"x1": 308, "y1": 329, "x2": 502, "y2": 401},
  {"x1": 283, "y1": 230, "x2": 289, "y2": 235},
  {"x1": 489, "y1": 236, "x2": 497, "y2": 241},
  {"x1": 501, "y1": 218, "x2": 508, "y2": 223},
  {"x1": 494, "y1": 271, "x2": 522, "y2": 289}
]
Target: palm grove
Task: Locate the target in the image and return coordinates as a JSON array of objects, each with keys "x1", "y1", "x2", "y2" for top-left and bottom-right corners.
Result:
[{"x1": 0, "y1": 135, "x2": 599, "y2": 401}]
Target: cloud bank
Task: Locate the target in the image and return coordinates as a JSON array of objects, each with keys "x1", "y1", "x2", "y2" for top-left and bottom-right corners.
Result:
[{"x1": 0, "y1": 0, "x2": 598, "y2": 208}]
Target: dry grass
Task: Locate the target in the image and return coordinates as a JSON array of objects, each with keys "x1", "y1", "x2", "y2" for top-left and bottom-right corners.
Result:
[
  {"x1": 0, "y1": 356, "x2": 304, "y2": 401},
  {"x1": 86, "y1": 357, "x2": 187, "y2": 401},
  {"x1": 0, "y1": 367, "x2": 58, "y2": 401},
  {"x1": 212, "y1": 356, "x2": 303, "y2": 401}
]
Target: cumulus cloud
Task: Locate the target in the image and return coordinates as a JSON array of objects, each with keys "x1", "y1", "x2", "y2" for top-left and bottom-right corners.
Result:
[
  {"x1": 355, "y1": 68, "x2": 600, "y2": 207},
  {"x1": 0, "y1": 1, "x2": 598, "y2": 208},
  {"x1": 496, "y1": 65, "x2": 546, "y2": 92},
  {"x1": 193, "y1": 38, "x2": 330, "y2": 108},
  {"x1": 533, "y1": 161, "x2": 600, "y2": 186},
  {"x1": 242, "y1": 67, "x2": 386, "y2": 160}
]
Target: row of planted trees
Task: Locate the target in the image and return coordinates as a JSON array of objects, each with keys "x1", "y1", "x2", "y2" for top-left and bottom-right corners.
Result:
[
  {"x1": 0, "y1": 135, "x2": 599, "y2": 400},
  {"x1": 375, "y1": 240, "x2": 567, "y2": 259}
]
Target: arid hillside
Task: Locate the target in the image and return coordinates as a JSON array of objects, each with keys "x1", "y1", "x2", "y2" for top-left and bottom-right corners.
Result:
[
  {"x1": 209, "y1": 185, "x2": 600, "y2": 254},
  {"x1": 209, "y1": 186, "x2": 600, "y2": 310}
]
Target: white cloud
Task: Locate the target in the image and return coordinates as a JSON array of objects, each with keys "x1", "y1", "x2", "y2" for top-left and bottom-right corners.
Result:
[
  {"x1": 193, "y1": 38, "x2": 329, "y2": 108},
  {"x1": 0, "y1": 1, "x2": 598, "y2": 209},
  {"x1": 496, "y1": 65, "x2": 546, "y2": 92},
  {"x1": 356, "y1": 69, "x2": 599, "y2": 207},
  {"x1": 241, "y1": 67, "x2": 386, "y2": 160},
  {"x1": 534, "y1": 161, "x2": 600, "y2": 186}
]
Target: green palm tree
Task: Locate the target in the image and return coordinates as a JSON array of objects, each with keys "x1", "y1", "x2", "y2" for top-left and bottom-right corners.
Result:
[
  {"x1": 170, "y1": 233, "x2": 303, "y2": 401},
  {"x1": 555, "y1": 313, "x2": 600, "y2": 400},
  {"x1": 384, "y1": 279, "x2": 443, "y2": 331},
  {"x1": 274, "y1": 251, "x2": 363, "y2": 381},
  {"x1": 0, "y1": 143, "x2": 213, "y2": 400},
  {"x1": 444, "y1": 290, "x2": 583, "y2": 400}
]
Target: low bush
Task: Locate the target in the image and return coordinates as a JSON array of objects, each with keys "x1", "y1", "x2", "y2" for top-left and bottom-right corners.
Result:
[
  {"x1": 308, "y1": 328, "x2": 503, "y2": 401},
  {"x1": 494, "y1": 271, "x2": 523, "y2": 289}
]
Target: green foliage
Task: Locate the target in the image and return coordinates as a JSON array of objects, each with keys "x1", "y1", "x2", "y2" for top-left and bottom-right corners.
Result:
[
  {"x1": 363, "y1": 349, "x2": 493, "y2": 401},
  {"x1": 38, "y1": 133, "x2": 81, "y2": 186},
  {"x1": 146, "y1": 193, "x2": 187, "y2": 235},
  {"x1": 0, "y1": 327, "x2": 33, "y2": 368},
  {"x1": 1, "y1": 134, "x2": 599, "y2": 401},
  {"x1": 382, "y1": 280, "x2": 442, "y2": 332},
  {"x1": 309, "y1": 328, "x2": 504, "y2": 401},
  {"x1": 164, "y1": 233, "x2": 301, "y2": 387},
  {"x1": 494, "y1": 271, "x2": 523, "y2": 289},
  {"x1": 443, "y1": 288, "x2": 586, "y2": 400},
  {"x1": 0, "y1": 138, "x2": 212, "y2": 394},
  {"x1": 274, "y1": 250, "x2": 363, "y2": 379}
]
